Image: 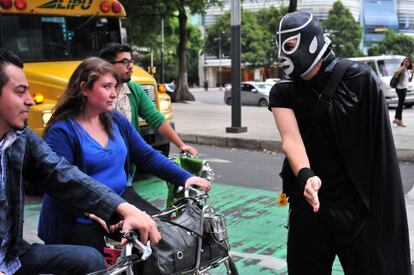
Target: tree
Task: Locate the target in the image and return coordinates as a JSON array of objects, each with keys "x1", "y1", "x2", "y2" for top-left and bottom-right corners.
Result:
[
  {"x1": 205, "y1": 10, "x2": 271, "y2": 68},
  {"x1": 122, "y1": 0, "x2": 221, "y2": 102},
  {"x1": 240, "y1": 11, "x2": 270, "y2": 67},
  {"x1": 186, "y1": 24, "x2": 203, "y2": 86},
  {"x1": 204, "y1": 12, "x2": 231, "y2": 60},
  {"x1": 123, "y1": 0, "x2": 221, "y2": 101},
  {"x1": 137, "y1": 18, "x2": 202, "y2": 86},
  {"x1": 322, "y1": 1, "x2": 363, "y2": 58},
  {"x1": 256, "y1": 6, "x2": 289, "y2": 66},
  {"x1": 368, "y1": 30, "x2": 414, "y2": 58}
]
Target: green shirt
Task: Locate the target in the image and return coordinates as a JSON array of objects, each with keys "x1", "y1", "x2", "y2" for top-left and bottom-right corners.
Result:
[{"x1": 124, "y1": 81, "x2": 165, "y2": 131}]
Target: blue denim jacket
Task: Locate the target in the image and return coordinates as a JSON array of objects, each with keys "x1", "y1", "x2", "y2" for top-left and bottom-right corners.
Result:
[{"x1": 0, "y1": 127, "x2": 125, "y2": 260}]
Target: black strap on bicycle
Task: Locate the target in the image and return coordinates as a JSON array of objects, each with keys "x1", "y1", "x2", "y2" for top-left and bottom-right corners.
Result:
[
  {"x1": 156, "y1": 198, "x2": 204, "y2": 238},
  {"x1": 305, "y1": 59, "x2": 353, "y2": 137},
  {"x1": 158, "y1": 217, "x2": 204, "y2": 238}
]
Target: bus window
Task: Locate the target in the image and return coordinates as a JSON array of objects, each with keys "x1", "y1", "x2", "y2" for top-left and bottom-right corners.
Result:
[
  {"x1": 1, "y1": 16, "x2": 44, "y2": 60},
  {"x1": 41, "y1": 17, "x2": 68, "y2": 59},
  {"x1": 67, "y1": 16, "x2": 121, "y2": 58},
  {"x1": 0, "y1": 15, "x2": 121, "y2": 61}
]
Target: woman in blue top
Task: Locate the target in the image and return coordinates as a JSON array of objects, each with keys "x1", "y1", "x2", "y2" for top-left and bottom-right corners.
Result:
[{"x1": 38, "y1": 57, "x2": 211, "y2": 254}]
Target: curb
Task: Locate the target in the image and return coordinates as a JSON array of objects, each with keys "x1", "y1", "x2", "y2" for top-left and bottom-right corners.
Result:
[
  {"x1": 179, "y1": 133, "x2": 414, "y2": 162},
  {"x1": 396, "y1": 149, "x2": 414, "y2": 162},
  {"x1": 179, "y1": 133, "x2": 281, "y2": 153}
]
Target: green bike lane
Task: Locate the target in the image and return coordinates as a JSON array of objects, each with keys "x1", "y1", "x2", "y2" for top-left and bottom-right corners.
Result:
[{"x1": 23, "y1": 177, "x2": 344, "y2": 274}]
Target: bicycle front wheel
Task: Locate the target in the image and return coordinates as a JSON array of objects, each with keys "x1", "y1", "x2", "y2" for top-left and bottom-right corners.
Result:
[{"x1": 225, "y1": 256, "x2": 239, "y2": 275}]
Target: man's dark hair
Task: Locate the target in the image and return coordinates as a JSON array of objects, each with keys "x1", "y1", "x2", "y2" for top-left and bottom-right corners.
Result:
[
  {"x1": 99, "y1": 43, "x2": 131, "y2": 62},
  {"x1": 0, "y1": 48, "x2": 24, "y2": 95}
]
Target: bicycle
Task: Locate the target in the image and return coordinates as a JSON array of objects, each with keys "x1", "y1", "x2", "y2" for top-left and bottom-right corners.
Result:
[
  {"x1": 88, "y1": 154, "x2": 238, "y2": 274},
  {"x1": 88, "y1": 185, "x2": 238, "y2": 275},
  {"x1": 149, "y1": 185, "x2": 238, "y2": 275}
]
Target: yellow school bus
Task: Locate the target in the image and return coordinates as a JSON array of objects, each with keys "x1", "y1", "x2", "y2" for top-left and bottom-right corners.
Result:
[{"x1": 0, "y1": 0, "x2": 173, "y2": 153}]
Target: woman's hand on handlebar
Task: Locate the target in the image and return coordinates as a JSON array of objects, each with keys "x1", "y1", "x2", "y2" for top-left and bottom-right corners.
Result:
[
  {"x1": 116, "y1": 202, "x2": 161, "y2": 246},
  {"x1": 184, "y1": 176, "x2": 211, "y2": 192}
]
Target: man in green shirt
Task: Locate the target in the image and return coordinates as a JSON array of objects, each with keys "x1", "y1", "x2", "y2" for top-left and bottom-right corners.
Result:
[{"x1": 100, "y1": 43, "x2": 197, "y2": 157}]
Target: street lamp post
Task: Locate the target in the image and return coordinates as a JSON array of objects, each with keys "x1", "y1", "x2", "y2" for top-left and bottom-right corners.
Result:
[
  {"x1": 214, "y1": 36, "x2": 223, "y2": 91},
  {"x1": 160, "y1": 18, "x2": 165, "y2": 84},
  {"x1": 218, "y1": 36, "x2": 222, "y2": 91},
  {"x1": 226, "y1": 0, "x2": 247, "y2": 133}
]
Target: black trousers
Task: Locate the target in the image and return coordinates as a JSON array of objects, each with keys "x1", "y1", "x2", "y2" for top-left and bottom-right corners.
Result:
[
  {"x1": 68, "y1": 186, "x2": 160, "y2": 254},
  {"x1": 395, "y1": 88, "x2": 407, "y2": 120},
  {"x1": 287, "y1": 201, "x2": 366, "y2": 275}
]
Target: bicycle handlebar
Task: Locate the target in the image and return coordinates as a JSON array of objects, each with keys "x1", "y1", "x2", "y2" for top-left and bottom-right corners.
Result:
[{"x1": 120, "y1": 231, "x2": 152, "y2": 260}]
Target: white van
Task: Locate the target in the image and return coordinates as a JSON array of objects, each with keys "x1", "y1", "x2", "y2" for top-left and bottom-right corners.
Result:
[{"x1": 349, "y1": 55, "x2": 414, "y2": 108}]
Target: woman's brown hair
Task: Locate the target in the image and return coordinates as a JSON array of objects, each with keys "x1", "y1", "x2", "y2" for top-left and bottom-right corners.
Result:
[
  {"x1": 44, "y1": 57, "x2": 120, "y2": 137},
  {"x1": 401, "y1": 57, "x2": 413, "y2": 70}
]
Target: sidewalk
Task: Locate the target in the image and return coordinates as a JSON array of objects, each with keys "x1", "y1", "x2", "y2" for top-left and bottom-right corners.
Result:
[{"x1": 172, "y1": 89, "x2": 414, "y2": 161}]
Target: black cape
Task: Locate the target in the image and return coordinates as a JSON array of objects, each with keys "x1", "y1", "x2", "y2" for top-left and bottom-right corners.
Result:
[
  {"x1": 271, "y1": 60, "x2": 411, "y2": 274},
  {"x1": 329, "y1": 61, "x2": 410, "y2": 274}
]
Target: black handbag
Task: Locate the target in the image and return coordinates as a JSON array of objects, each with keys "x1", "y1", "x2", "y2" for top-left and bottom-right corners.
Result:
[
  {"x1": 141, "y1": 199, "x2": 228, "y2": 275},
  {"x1": 390, "y1": 74, "x2": 400, "y2": 88}
]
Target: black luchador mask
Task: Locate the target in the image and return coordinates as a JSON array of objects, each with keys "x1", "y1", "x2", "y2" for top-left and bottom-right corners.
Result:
[{"x1": 277, "y1": 11, "x2": 331, "y2": 79}]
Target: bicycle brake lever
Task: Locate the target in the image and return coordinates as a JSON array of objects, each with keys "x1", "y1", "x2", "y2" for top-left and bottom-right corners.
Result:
[{"x1": 133, "y1": 239, "x2": 152, "y2": 260}]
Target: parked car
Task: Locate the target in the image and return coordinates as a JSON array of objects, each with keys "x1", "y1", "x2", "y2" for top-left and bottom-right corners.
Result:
[
  {"x1": 159, "y1": 83, "x2": 175, "y2": 96},
  {"x1": 349, "y1": 55, "x2": 414, "y2": 108},
  {"x1": 265, "y1": 78, "x2": 280, "y2": 85},
  {"x1": 224, "y1": 83, "x2": 232, "y2": 91},
  {"x1": 165, "y1": 83, "x2": 175, "y2": 96},
  {"x1": 224, "y1": 81, "x2": 272, "y2": 107}
]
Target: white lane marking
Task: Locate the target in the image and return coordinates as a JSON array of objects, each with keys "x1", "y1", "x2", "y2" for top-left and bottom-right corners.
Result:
[
  {"x1": 230, "y1": 251, "x2": 287, "y2": 270},
  {"x1": 204, "y1": 158, "x2": 231, "y2": 164}
]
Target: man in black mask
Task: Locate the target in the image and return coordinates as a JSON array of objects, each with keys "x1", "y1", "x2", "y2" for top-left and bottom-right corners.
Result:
[{"x1": 269, "y1": 11, "x2": 410, "y2": 274}]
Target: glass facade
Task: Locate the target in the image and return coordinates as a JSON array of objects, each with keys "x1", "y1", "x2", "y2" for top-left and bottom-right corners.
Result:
[
  {"x1": 203, "y1": 0, "x2": 286, "y2": 27},
  {"x1": 398, "y1": 0, "x2": 414, "y2": 35},
  {"x1": 297, "y1": 0, "x2": 361, "y2": 21},
  {"x1": 363, "y1": 0, "x2": 399, "y2": 48}
]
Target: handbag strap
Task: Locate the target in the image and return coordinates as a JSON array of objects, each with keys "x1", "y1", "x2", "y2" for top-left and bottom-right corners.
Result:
[
  {"x1": 305, "y1": 59, "x2": 353, "y2": 137},
  {"x1": 159, "y1": 217, "x2": 204, "y2": 238}
]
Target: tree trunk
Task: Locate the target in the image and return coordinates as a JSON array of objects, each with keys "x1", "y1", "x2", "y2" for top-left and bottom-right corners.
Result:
[
  {"x1": 171, "y1": 3, "x2": 195, "y2": 102},
  {"x1": 288, "y1": 0, "x2": 297, "y2": 12}
]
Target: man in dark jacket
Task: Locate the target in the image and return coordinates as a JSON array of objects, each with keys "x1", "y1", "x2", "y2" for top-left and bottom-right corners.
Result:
[
  {"x1": 269, "y1": 11, "x2": 410, "y2": 274},
  {"x1": 0, "y1": 48, "x2": 161, "y2": 274}
]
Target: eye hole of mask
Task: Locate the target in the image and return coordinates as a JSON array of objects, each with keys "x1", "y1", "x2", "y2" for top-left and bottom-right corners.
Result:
[{"x1": 282, "y1": 33, "x2": 301, "y2": 55}]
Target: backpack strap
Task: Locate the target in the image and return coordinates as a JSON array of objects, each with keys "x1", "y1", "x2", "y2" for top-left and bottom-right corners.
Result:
[{"x1": 305, "y1": 59, "x2": 353, "y2": 137}]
